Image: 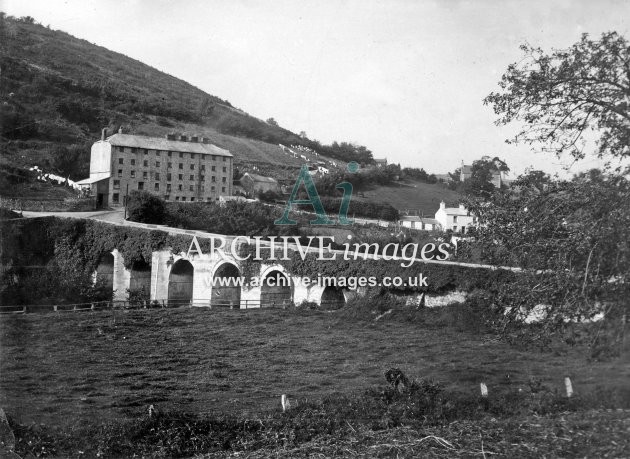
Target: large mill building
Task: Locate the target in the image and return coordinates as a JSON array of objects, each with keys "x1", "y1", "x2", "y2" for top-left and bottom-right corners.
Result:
[{"x1": 78, "y1": 129, "x2": 234, "y2": 207}]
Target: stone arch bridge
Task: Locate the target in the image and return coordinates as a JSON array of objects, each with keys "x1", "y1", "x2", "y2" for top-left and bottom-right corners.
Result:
[{"x1": 94, "y1": 245, "x2": 348, "y2": 309}]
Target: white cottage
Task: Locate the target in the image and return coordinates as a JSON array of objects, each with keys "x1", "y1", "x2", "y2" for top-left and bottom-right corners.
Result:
[{"x1": 434, "y1": 202, "x2": 477, "y2": 233}]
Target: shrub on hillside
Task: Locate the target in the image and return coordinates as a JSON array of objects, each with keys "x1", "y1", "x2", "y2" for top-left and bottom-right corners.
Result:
[
  {"x1": 164, "y1": 201, "x2": 299, "y2": 237},
  {"x1": 257, "y1": 189, "x2": 282, "y2": 203},
  {"x1": 127, "y1": 190, "x2": 166, "y2": 224}
]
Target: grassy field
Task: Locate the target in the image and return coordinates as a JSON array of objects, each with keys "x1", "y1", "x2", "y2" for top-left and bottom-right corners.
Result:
[
  {"x1": 1, "y1": 307, "x2": 628, "y2": 428},
  {"x1": 355, "y1": 179, "x2": 461, "y2": 214}
]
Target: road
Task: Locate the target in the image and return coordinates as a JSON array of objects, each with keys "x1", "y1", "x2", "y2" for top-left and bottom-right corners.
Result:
[
  {"x1": 21, "y1": 209, "x2": 126, "y2": 223},
  {"x1": 18, "y1": 208, "x2": 241, "y2": 242},
  {"x1": 16, "y1": 209, "x2": 520, "y2": 271}
]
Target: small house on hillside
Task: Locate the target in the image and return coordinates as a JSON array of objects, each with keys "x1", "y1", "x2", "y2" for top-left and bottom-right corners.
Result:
[
  {"x1": 374, "y1": 158, "x2": 388, "y2": 167},
  {"x1": 398, "y1": 215, "x2": 439, "y2": 231},
  {"x1": 434, "y1": 201, "x2": 476, "y2": 233},
  {"x1": 460, "y1": 159, "x2": 504, "y2": 188},
  {"x1": 240, "y1": 172, "x2": 278, "y2": 195}
]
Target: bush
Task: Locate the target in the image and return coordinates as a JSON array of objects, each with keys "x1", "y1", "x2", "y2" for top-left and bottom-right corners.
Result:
[
  {"x1": 257, "y1": 189, "x2": 282, "y2": 203},
  {"x1": 0, "y1": 207, "x2": 22, "y2": 220},
  {"x1": 126, "y1": 190, "x2": 166, "y2": 224},
  {"x1": 127, "y1": 288, "x2": 150, "y2": 307}
]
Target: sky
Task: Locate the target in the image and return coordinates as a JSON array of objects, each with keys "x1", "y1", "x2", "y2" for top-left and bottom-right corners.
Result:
[{"x1": 4, "y1": 0, "x2": 630, "y2": 177}]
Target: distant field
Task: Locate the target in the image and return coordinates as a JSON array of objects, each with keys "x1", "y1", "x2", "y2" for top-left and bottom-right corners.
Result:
[
  {"x1": 356, "y1": 180, "x2": 461, "y2": 214},
  {"x1": 1, "y1": 307, "x2": 628, "y2": 430}
]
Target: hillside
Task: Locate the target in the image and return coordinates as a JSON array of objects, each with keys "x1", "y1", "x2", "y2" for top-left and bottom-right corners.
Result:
[
  {"x1": 355, "y1": 179, "x2": 461, "y2": 215},
  {"x1": 0, "y1": 15, "x2": 454, "y2": 209},
  {"x1": 0, "y1": 16, "x2": 354, "y2": 184}
]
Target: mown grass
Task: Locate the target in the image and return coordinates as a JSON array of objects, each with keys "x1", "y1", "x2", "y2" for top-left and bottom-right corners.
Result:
[{"x1": 1, "y1": 306, "x2": 629, "y2": 457}]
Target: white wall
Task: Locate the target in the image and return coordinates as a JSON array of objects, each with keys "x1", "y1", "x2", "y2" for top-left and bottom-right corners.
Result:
[{"x1": 90, "y1": 141, "x2": 112, "y2": 181}]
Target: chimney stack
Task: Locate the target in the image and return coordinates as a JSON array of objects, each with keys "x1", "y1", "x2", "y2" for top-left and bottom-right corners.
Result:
[
  {"x1": 179, "y1": 135, "x2": 188, "y2": 142},
  {"x1": 118, "y1": 126, "x2": 123, "y2": 134},
  {"x1": 191, "y1": 136, "x2": 198, "y2": 143},
  {"x1": 101, "y1": 128, "x2": 107, "y2": 141},
  {"x1": 166, "y1": 134, "x2": 175, "y2": 140}
]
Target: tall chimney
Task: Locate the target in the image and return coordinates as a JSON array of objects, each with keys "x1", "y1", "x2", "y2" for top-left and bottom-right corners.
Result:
[
  {"x1": 101, "y1": 128, "x2": 107, "y2": 140},
  {"x1": 179, "y1": 135, "x2": 188, "y2": 142},
  {"x1": 118, "y1": 126, "x2": 123, "y2": 134},
  {"x1": 191, "y1": 136, "x2": 198, "y2": 143}
]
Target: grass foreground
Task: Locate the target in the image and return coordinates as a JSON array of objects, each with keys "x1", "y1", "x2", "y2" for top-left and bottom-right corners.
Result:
[{"x1": 1, "y1": 305, "x2": 629, "y2": 457}]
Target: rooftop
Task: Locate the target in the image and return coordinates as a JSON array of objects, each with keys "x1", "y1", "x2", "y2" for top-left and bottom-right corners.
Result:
[
  {"x1": 443, "y1": 207, "x2": 470, "y2": 216},
  {"x1": 400, "y1": 216, "x2": 439, "y2": 224},
  {"x1": 242, "y1": 173, "x2": 278, "y2": 183},
  {"x1": 103, "y1": 133, "x2": 232, "y2": 157}
]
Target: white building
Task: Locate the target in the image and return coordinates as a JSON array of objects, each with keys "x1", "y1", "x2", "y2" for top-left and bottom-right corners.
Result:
[
  {"x1": 398, "y1": 216, "x2": 439, "y2": 231},
  {"x1": 434, "y1": 201, "x2": 477, "y2": 233}
]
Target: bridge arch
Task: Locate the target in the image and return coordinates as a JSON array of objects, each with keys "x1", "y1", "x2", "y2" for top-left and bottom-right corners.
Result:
[
  {"x1": 320, "y1": 285, "x2": 346, "y2": 309},
  {"x1": 129, "y1": 259, "x2": 151, "y2": 297},
  {"x1": 168, "y1": 259, "x2": 194, "y2": 306},
  {"x1": 94, "y1": 252, "x2": 114, "y2": 293},
  {"x1": 211, "y1": 261, "x2": 241, "y2": 308},
  {"x1": 260, "y1": 266, "x2": 292, "y2": 308}
]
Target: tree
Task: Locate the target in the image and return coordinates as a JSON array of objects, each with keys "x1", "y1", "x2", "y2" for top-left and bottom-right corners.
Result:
[
  {"x1": 126, "y1": 190, "x2": 166, "y2": 224},
  {"x1": 475, "y1": 32, "x2": 630, "y2": 354},
  {"x1": 484, "y1": 32, "x2": 630, "y2": 164},
  {"x1": 466, "y1": 173, "x2": 629, "y2": 350},
  {"x1": 463, "y1": 163, "x2": 495, "y2": 197},
  {"x1": 451, "y1": 157, "x2": 509, "y2": 196},
  {"x1": 266, "y1": 117, "x2": 279, "y2": 126},
  {"x1": 47, "y1": 144, "x2": 91, "y2": 179}
]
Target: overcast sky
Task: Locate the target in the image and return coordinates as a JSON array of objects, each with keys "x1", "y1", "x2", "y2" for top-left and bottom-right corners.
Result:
[{"x1": 4, "y1": 0, "x2": 630, "y2": 176}]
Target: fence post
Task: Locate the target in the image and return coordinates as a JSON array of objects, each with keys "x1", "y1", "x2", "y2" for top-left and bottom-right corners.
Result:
[
  {"x1": 480, "y1": 382, "x2": 488, "y2": 397},
  {"x1": 54, "y1": 305, "x2": 58, "y2": 312},
  {"x1": 281, "y1": 394, "x2": 290, "y2": 412},
  {"x1": 564, "y1": 377, "x2": 573, "y2": 397},
  {"x1": 22, "y1": 305, "x2": 27, "y2": 314}
]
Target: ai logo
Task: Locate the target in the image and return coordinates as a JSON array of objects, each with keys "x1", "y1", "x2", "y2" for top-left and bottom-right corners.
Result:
[{"x1": 275, "y1": 162, "x2": 359, "y2": 225}]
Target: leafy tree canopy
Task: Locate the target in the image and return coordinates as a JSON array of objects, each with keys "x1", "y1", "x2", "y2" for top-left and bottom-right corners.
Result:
[
  {"x1": 465, "y1": 170, "x2": 630, "y2": 351},
  {"x1": 127, "y1": 190, "x2": 166, "y2": 224},
  {"x1": 485, "y1": 32, "x2": 630, "y2": 165}
]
